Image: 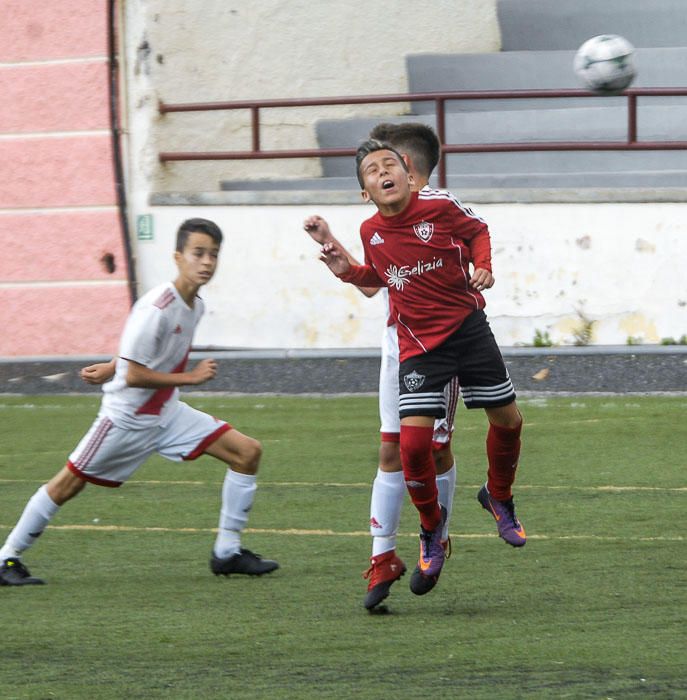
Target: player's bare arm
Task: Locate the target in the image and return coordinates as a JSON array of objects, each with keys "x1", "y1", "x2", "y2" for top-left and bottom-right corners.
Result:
[
  {"x1": 125, "y1": 358, "x2": 218, "y2": 388},
  {"x1": 470, "y1": 267, "x2": 495, "y2": 292},
  {"x1": 306, "y1": 216, "x2": 378, "y2": 297},
  {"x1": 303, "y1": 215, "x2": 335, "y2": 245},
  {"x1": 80, "y1": 359, "x2": 116, "y2": 385},
  {"x1": 319, "y1": 241, "x2": 352, "y2": 277}
]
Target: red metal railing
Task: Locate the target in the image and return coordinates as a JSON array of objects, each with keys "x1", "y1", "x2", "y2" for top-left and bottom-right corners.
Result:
[{"x1": 158, "y1": 88, "x2": 687, "y2": 188}]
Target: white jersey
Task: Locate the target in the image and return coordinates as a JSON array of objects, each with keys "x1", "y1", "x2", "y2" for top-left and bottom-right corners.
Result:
[{"x1": 100, "y1": 282, "x2": 204, "y2": 429}]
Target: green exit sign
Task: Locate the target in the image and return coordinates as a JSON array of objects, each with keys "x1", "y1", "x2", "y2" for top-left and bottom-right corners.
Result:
[{"x1": 137, "y1": 214, "x2": 154, "y2": 241}]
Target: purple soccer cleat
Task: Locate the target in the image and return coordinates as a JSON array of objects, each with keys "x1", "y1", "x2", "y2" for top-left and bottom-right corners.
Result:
[
  {"x1": 409, "y1": 507, "x2": 447, "y2": 596},
  {"x1": 477, "y1": 484, "x2": 527, "y2": 547}
]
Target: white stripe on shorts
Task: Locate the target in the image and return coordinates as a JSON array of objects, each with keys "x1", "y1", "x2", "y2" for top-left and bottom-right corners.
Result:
[
  {"x1": 461, "y1": 377, "x2": 515, "y2": 404},
  {"x1": 399, "y1": 391, "x2": 445, "y2": 414}
]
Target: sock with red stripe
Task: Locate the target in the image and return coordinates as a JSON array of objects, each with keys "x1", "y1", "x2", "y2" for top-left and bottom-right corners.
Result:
[
  {"x1": 369, "y1": 468, "x2": 405, "y2": 557},
  {"x1": 486, "y1": 420, "x2": 522, "y2": 501},
  {"x1": 400, "y1": 424, "x2": 441, "y2": 532}
]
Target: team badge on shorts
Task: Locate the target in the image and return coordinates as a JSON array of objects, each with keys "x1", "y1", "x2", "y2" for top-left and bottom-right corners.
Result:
[
  {"x1": 413, "y1": 220, "x2": 434, "y2": 242},
  {"x1": 403, "y1": 370, "x2": 426, "y2": 392}
]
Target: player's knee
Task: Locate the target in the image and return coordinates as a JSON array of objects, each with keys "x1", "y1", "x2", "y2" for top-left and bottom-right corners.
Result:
[
  {"x1": 400, "y1": 426, "x2": 434, "y2": 465},
  {"x1": 433, "y1": 446, "x2": 454, "y2": 473},
  {"x1": 378, "y1": 441, "x2": 401, "y2": 470},
  {"x1": 236, "y1": 437, "x2": 262, "y2": 473},
  {"x1": 487, "y1": 401, "x2": 522, "y2": 430}
]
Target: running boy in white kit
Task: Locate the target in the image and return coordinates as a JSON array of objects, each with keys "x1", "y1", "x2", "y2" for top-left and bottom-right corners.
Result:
[{"x1": 0, "y1": 218, "x2": 278, "y2": 586}]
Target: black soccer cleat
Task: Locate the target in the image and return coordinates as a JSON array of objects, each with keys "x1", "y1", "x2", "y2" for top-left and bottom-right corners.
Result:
[
  {"x1": 0, "y1": 558, "x2": 45, "y2": 586},
  {"x1": 210, "y1": 548, "x2": 279, "y2": 577}
]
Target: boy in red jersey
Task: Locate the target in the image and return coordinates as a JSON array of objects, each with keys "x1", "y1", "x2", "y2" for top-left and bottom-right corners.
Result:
[
  {"x1": 305, "y1": 123, "x2": 460, "y2": 612},
  {"x1": 0, "y1": 218, "x2": 278, "y2": 586},
  {"x1": 320, "y1": 141, "x2": 525, "y2": 596}
]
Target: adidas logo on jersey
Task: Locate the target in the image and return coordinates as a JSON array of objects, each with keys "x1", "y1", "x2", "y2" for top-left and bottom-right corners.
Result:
[{"x1": 370, "y1": 232, "x2": 385, "y2": 245}]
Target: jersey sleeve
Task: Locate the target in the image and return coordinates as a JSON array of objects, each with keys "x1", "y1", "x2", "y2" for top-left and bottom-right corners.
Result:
[
  {"x1": 118, "y1": 302, "x2": 167, "y2": 367},
  {"x1": 467, "y1": 228, "x2": 492, "y2": 271},
  {"x1": 338, "y1": 263, "x2": 385, "y2": 287},
  {"x1": 449, "y1": 202, "x2": 492, "y2": 272}
]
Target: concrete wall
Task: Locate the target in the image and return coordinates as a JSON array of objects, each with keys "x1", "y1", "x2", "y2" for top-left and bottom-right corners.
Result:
[
  {"x1": 0, "y1": 0, "x2": 130, "y2": 357},
  {"x1": 4, "y1": 1, "x2": 685, "y2": 357},
  {"x1": 124, "y1": 0, "x2": 686, "y2": 351},
  {"x1": 135, "y1": 202, "x2": 687, "y2": 349},
  {"x1": 122, "y1": 0, "x2": 501, "y2": 197}
]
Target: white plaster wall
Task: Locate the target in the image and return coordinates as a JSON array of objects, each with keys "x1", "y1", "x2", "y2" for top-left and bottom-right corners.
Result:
[
  {"x1": 119, "y1": 1, "x2": 687, "y2": 350},
  {"x1": 121, "y1": 0, "x2": 501, "y2": 193},
  {"x1": 135, "y1": 202, "x2": 687, "y2": 349}
]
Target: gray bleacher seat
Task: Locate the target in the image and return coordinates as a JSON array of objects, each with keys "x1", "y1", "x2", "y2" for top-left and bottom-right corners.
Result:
[
  {"x1": 219, "y1": 3, "x2": 687, "y2": 197},
  {"x1": 405, "y1": 48, "x2": 687, "y2": 112},
  {"x1": 498, "y1": 0, "x2": 687, "y2": 50}
]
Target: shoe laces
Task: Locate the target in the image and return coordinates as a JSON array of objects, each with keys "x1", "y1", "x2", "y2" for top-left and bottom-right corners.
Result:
[
  {"x1": 239, "y1": 548, "x2": 262, "y2": 561},
  {"x1": 419, "y1": 528, "x2": 439, "y2": 559},
  {"x1": 504, "y1": 498, "x2": 519, "y2": 523},
  {"x1": 362, "y1": 555, "x2": 393, "y2": 583}
]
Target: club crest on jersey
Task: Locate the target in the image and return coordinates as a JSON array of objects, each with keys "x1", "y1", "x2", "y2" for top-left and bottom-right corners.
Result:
[
  {"x1": 403, "y1": 370, "x2": 426, "y2": 392},
  {"x1": 413, "y1": 220, "x2": 434, "y2": 242}
]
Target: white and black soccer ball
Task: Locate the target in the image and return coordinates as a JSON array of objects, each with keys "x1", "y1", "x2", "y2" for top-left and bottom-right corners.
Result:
[{"x1": 573, "y1": 34, "x2": 636, "y2": 95}]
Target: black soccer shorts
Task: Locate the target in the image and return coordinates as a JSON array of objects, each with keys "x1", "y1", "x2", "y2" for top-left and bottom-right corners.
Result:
[{"x1": 398, "y1": 310, "x2": 516, "y2": 418}]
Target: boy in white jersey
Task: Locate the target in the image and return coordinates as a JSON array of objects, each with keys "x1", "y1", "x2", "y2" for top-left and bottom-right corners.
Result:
[
  {"x1": 0, "y1": 218, "x2": 278, "y2": 586},
  {"x1": 321, "y1": 142, "x2": 526, "y2": 598},
  {"x1": 303, "y1": 121, "x2": 459, "y2": 612}
]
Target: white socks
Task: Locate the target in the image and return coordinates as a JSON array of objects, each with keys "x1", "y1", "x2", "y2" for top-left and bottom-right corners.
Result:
[
  {"x1": 436, "y1": 463, "x2": 457, "y2": 541},
  {"x1": 214, "y1": 469, "x2": 257, "y2": 559},
  {"x1": 0, "y1": 484, "x2": 60, "y2": 560},
  {"x1": 368, "y1": 462, "x2": 457, "y2": 559},
  {"x1": 369, "y1": 468, "x2": 405, "y2": 557}
]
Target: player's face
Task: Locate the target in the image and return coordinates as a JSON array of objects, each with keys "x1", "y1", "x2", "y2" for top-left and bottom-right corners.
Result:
[
  {"x1": 359, "y1": 150, "x2": 412, "y2": 214},
  {"x1": 175, "y1": 232, "x2": 220, "y2": 287}
]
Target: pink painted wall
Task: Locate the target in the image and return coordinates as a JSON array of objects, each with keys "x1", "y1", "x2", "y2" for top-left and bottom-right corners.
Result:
[
  {"x1": 0, "y1": 1, "x2": 130, "y2": 357},
  {"x1": 0, "y1": 0, "x2": 108, "y2": 62}
]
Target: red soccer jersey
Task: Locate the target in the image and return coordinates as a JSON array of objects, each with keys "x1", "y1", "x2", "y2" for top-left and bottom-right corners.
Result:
[{"x1": 341, "y1": 187, "x2": 492, "y2": 361}]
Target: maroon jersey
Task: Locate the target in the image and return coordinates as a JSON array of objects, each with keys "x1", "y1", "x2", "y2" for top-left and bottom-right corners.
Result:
[{"x1": 341, "y1": 187, "x2": 492, "y2": 361}]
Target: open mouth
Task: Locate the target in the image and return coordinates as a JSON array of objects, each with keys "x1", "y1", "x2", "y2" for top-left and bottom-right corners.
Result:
[{"x1": 382, "y1": 179, "x2": 394, "y2": 190}]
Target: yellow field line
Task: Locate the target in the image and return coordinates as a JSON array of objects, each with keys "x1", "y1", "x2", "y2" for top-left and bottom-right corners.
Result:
[
  {"x1": 0, "y1": 478, "x2": 685, "y2": 492},
  {"x1": 0, "y1": 522, "x2": 682, "y2": 542}
]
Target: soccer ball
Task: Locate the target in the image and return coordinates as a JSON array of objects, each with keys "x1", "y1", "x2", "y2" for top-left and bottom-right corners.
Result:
[{"x1": 573, "y1": 35, "x2": 636, "y2": 94}]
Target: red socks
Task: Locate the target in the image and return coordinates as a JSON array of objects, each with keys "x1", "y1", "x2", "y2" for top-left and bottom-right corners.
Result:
[
  {"x1": 400, "y1": 424, "x2": 441, "y2": 531},
  {"x1": 486, "y1": 420, "x2": 522, "y2": 501}
]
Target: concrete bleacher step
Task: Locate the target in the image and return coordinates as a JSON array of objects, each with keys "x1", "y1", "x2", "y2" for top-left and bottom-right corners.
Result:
[
  {"x1": 405, "y1": 48, "x2": 687, "y2": 113},
  {"x1": 218, "y1": 168, "x2": 687, "y2": 194},
  {"x1": 497, "y1": 0, "x2": 687, "y2": 50},
  {"x1": 217, "y1": 4, "x2": 687, "y2": 198},
  {"x1": 313, "y1": 104, "x2": 687, "y2": 177}
]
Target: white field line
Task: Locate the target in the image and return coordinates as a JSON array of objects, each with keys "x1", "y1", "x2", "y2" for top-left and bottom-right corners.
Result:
[
  {"x1": 0, "y1": 478, "x2": 685, "y2": 492},
  {"x1": 0, "y1": 522, "x2": 682, "y2": 543}
]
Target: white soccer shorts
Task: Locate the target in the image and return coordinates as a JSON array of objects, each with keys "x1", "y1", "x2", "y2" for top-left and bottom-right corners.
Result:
[{"x1": 67, "y1": 401, "x2": 230, "y2": 487}]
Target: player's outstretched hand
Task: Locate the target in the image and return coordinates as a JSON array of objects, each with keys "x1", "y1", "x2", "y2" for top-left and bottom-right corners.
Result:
[
  {"x1": 319, "y1": 241, "x2": 351, "y2": 276},
  {"x1": 80, "y1": 360, "x2": 116, "y2": 385},
  {"x1": 189, "y1": 358, "x2": 218, "y2": 385},
  {"x1": 303, "y1": 215, "x2": 332, "y2": 245},
  {"x1": 470, "y1": 267, "x2": 495, "y2": 292}
]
